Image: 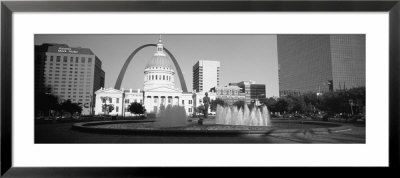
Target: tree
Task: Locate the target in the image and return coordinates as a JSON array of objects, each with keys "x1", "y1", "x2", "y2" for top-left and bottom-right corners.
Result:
[
  {"x1": 346, "y1": 87, "x2": 365, "y2": 115},
  {"x1": 210, "y1": 98, "x2": 226, "y2": 111},
  {"x1": 233, "y1": 100, "x2": 246, "y2": 110},
  {"x1": 72, "y1": 103, "x2": 82, "y2": 115},
  {"x1": 102, "y1": 103, "x2": 114, "y2": 115},
  {"x1": 285, "y1": 95, "x2": 307, "y2": 114},
  {"x1": 35, "y1": 92, "x2": 60, "y2": 117},
  {"x1": 260, "y1": 97, "x2": 277, "y2": 112},
  {"x1": 303, "y1": 92, "x2": 321, "y2": 113},
  {"x1": 61, "y1": 100, "x2": 82, "y2": 118},
  {"x1": 197, "y1": 105, "x2": 205, "y2": 114},
  {"x1": 275, "y1": 98, "x2": 289, "y2": 114},
  {"x1": 128, "y1": 102, "x2": 145, "y2": 115}
]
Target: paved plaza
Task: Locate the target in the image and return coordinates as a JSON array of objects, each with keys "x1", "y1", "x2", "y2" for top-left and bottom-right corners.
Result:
[{"x1": 35, "y1": 121, "x2": 365, "y2": 143}]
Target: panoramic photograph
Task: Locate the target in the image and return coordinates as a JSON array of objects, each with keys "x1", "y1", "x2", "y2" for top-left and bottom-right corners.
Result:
[{"x1": 34, "y1": 34, "x2": 366, "y2": 143}]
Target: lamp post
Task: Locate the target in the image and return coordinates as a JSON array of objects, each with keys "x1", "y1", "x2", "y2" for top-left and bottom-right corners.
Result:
[
  {"x1": 317, "y1": 80, "x2": 333, "y2": 95},
  {"x1": 44, "y1": 92, "x2": 52, "y2": 118},
  {"x1": 317, "y1": 83, "x2": 325, "y2": 96},
  {"x1": 89, "y1": 95, "x2": 93, "y2": 116},
  {"x1": 349, "y1": 99, "x2": 354, "y2": 115},
  {"x1": 122, "y1": 92, "x2": 125, "y2": 117}
]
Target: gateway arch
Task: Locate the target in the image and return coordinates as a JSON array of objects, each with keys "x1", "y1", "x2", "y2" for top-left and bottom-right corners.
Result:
[{"x1": 114, "y1": 44, "x2": 188, "y2": 92}]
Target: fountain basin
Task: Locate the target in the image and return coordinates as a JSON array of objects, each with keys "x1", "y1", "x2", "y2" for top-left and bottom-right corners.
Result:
[{"x1": 72, "y1": 120, "x2": 351, "y2": 136}]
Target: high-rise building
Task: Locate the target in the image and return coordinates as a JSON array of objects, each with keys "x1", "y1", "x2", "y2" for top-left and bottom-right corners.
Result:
[
  {"x1": 229, "y1": 81, "x2": 266, "y2": 104},
  {"x1": 193, "y1": 60, "x2": 220, "y2": 92},
  {"x1": 277, "y1": 34, "x2": 365, "y2": 96},
  {"x1": 35, "y1": 44, "x2": 105, "y2": 115}
]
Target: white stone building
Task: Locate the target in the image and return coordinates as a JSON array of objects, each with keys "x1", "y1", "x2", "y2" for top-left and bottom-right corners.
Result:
[
  {"x1": 94, "y1": 37, "x2": 195, "y2": 116},
  {"x1": 213, "y1": 85, "x2": 246, "y2": 105}
]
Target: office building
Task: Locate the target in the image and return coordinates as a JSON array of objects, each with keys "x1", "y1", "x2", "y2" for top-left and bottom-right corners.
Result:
[
  {"x1": 229, "y1": 81, "x2": 266, "y2": 104},
  {"x1": 193, "y1": 60, "x2": 220, "y2": 92},
  {"x1": 277, "y1": 34, "x2": 365, "y2": 96},
  {"x1": 35, "y1": 44, "x2": 105, "y2": 115},
  {"x1": 211, "y1": 86, "x2": 246, "y2": 105}
]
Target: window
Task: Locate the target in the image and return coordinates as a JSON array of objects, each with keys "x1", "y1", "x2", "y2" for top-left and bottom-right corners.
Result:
[
  {"x1": 125, "y1": 99, "x2": 129, "y2": 104},
  {"x1": 182, "y1": 100, "x2": 185, "y2": 105},
  {"x1": 109, "y1": 98, "x2": 112, "y2": 103},
  {"x1": 189, "y1": 108, "x2": 192, "y2": 112},
  {"x1": 156, "y1": 75, "x2": 158, "y2": 80},
  {"x1": 50, "y1": 56, "x2": 54, "y2": 62},
  {"x1": 63, "y1": 56, "x2": 67, "y2": 62},
  {"x1": 163, "y1": 75, "x2": 165, "y2": 80},
  {"x1": 88, "y1": 58, "x2": 92, "y2": 63},
  {"x1": 75, "y1": 57, "x2": 79, "y2": 63},
  {"x1": 116, "y1": 98, "x2": 119, "y2": 103},
  {"x1": 56, "y1": 56, "x2": 61, "y2": 62},
  {"x1": 116, "y1": 106, "x2": 119, "y2": 112},
  {"x1": 154, "y1": 98, "x2": 158, "y2": 103},
  {"x1": 81, "y1": 57, "x2": 85, "y2": 63}
]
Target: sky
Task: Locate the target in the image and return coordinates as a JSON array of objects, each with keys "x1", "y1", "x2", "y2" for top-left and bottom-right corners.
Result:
[{"x1": 35, "y1": 34, "x2": 279, "y2": 97}]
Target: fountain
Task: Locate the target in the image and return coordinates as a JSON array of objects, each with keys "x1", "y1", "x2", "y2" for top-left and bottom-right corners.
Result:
[
  {"x1": 215, "y1": 104, "x2": 271, "y2": 126},
  {"x1": 73, "y1": 102, "x2": 350, "y2": 140},
  {"x1": 157, "y1": 105, "x2": 187, "y2": 127}
]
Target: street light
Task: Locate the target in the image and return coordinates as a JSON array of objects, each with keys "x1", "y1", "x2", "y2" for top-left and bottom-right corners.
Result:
[
  {"x1": 317, "y1": 82, "x2": 326, "y2": 95},
  {"x1": 317, "y1": 80, "x2": 333, "y2": 95},
  {"x1": 349, "y1": 99, "x2": 354, "y2": 115},
  {"x1": 44, "y1": 92, "x2": 52, "y2": 118}
]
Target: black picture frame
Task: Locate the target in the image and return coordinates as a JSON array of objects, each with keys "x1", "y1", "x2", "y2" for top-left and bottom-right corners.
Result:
[{"x1": 1, "y1": 0, "x2": 399, "y2": 177}]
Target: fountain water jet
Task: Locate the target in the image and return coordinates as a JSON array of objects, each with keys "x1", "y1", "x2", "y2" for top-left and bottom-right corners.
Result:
[
  {"x1": 215, "y1": 104, "x2": 271, "y2": 126},
  {"x1": 157, "y1": 105, "x2": 187, "y2": 127}
]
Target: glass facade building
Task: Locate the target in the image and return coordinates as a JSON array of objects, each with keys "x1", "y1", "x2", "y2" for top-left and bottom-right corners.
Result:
[{"x1": 277, "y1": 34, "x2": 365, "y2": 96}]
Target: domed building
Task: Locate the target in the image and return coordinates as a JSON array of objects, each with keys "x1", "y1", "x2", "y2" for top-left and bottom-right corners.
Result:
[
  {"x1": 94, "y1": 36, "x2": 196, "y2": 116},
  {"x1": 142, "y1": 37, "x2": 194, "y2": 114},
  {"x1": 143, "y1": 37, "x2": 176, "y2": 91}
]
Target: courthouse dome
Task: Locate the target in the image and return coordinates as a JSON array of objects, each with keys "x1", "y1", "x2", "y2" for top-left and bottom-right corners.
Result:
[
  {"x1": 145, "y1": 55, "x2": 173, "y2": 69},
  {"x1": 145, "y1": 35, "x2": 173, "y2": 70}
]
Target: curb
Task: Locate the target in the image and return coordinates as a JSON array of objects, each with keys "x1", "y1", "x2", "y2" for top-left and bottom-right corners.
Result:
[{"x1": 71, "y1": 120, "x2": 351, "y2": 136}]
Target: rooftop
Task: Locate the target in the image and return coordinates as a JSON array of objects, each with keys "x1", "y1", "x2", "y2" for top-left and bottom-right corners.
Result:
[{"x1": 46, "y1": 44, "x2": 95, "y2": 55}]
